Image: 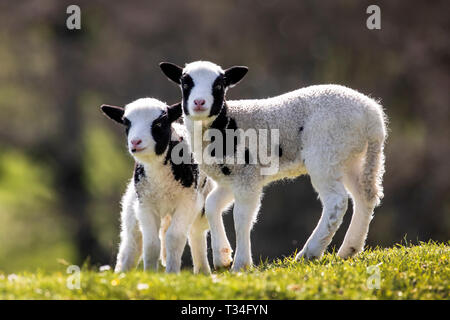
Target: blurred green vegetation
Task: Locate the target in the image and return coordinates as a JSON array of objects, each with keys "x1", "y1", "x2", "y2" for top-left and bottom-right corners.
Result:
[
  {"x1": 0, "y1": 124, "x2": 132, "y2": 273},
  {"x1": 82, "y1": 126, "x2": 133, "y2": 254},
  {"x1": 0, "y1": 0, "x2": 448, "y2": 273},
  {"x1": 0, "y1": 149, "x2": 73, "y2": 272}
]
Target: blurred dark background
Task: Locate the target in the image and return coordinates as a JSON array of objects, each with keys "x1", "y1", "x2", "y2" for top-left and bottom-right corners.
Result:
[{"x1": 0, "y1": 0, "x2": 448, "y2": 272}]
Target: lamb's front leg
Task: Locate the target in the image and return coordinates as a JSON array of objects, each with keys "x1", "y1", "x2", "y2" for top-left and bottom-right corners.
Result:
[
  {"x1": 137, "y1": 208, "x2": 161, "y2": 271},
  {"x1": 205, "y1": 185, "x2": 234, "y2": 269},
  {"x1": 231, "y1": 190, "x2": 262, "y2": 272},
  {"x1": 115, "y1": 185, "x2": 142, "y2": 273},
  {"x1": 115, "y1": 218, "x2": 141, "y2": 273},
  {"x1": 115, "y1": 201, "x2": 142, "y2": 272}
]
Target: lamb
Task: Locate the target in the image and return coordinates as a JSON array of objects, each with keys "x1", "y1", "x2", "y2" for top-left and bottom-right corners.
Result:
[
  {"x1": 159, "y1": 61, "x2": 387, "y2": 272},
  {"x1": 101, "y1": 97, "x2": 213, "y2": 274}
]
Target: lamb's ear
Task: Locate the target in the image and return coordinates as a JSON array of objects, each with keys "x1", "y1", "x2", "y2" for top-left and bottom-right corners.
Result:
[
  {"x1": 159, "y1": 62, "x2": 183, "y2": 84},
  {"x1": 167, "y1": 102, "x2": 182, "y2": 123},
  {"x1": 224, "y1": 66, "x2": 248, "y2": 88},
  {"x1": 101, "y1": 104, "x2": 125, "y2": 124}
]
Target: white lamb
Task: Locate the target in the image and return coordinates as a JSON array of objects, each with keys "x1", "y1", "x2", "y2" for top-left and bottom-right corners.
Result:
[
  {"x1": 159, "y1": 61, "x2": 387, "y2": 272},
  {"x1": 101, "y1": 98, "x2": 212, "y2": 274}
]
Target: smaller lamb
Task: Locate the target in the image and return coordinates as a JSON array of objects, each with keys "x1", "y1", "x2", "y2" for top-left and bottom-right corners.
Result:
[{"x1": 101, "y1": 98, "x2": 212, "y2": 274}]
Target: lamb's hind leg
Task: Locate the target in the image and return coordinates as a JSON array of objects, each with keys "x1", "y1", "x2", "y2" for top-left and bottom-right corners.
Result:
[
  {"x1": 138, "y1": 208, "x2": 161, "y2": 271},
  {"x1": 165, "y1": 205, "x2": 199, "y2": 273},
  {"x1": 296, "y1": 168, "x2": 349, "y2": 261},
  {"x1": 115, "y1": 219, "x2": 141, "y2": 272},
  {"x1": 338, "y1": 158, "x2": 377, "y2": 258}
]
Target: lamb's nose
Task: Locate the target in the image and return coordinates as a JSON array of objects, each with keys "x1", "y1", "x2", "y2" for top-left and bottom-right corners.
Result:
[
  {"x1": 131, "y1": 139, "x2": 142, "y2": 147},
  {"x1": 194, "y1": 99, "x2": 205, "y2": 106}
]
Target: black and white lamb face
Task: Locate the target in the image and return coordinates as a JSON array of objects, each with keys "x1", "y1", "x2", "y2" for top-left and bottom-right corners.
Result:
[
  {"x1": 160, "y1": 61, "x2": 248, "y2": 120},
  {"x1": 101, "y1": 98, "x2": 181, "y2": 162}
]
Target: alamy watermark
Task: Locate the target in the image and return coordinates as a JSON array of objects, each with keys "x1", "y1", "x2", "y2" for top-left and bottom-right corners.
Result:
[
  {"x1": 66, "y1": 265, "x2": 81, "y2": 290},
  {"x1": 66, "y1": 5, "x2": 81, "y2": 30},
  {"x1": 170, "y1": 122, "x2": 281, "y2": 176},
  {"x1": 66, "y1": 5, "x2": 381, "y2": 31},
  {"x1": 366, "y1": 263, "x2": 382, "y2": 289},
  {"x1": 366, "y1": 5, "x2": 381, "y2": 30}
]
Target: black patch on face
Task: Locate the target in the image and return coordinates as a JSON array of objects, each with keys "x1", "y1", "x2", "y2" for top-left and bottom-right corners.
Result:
[
  {"x1": 134, "y1": 163, "x2": 146, "y2": 185},
  {"x1": 123, "y1": 117, "x2": 131, "y2": 136},
  {"x1": 180, "y1": 74, "x2": 194, "y2": 115},
  {"x1": 209, "y1": 74, "x2": 225, "y2": 117},
  {"x1": 164, "y1": 139, "x2": 199, "y2": 188},
  {"x1": 151, "y1": 111, "x2": 172, "y2": 155},
  {"x1": 220, "y1": 165, "x2": 231, "y2": 175}
]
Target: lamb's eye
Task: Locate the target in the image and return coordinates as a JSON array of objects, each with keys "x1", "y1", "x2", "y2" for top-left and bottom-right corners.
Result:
[
  {"x1": 214, "y1": 84, "x2": 222, "y2": 91},
  {"x1": 154, "y1": 122, "x2": 162, "y2": 128},
  {"x1": 183, "y1": 83, "x2": 189, "y2": 90}
]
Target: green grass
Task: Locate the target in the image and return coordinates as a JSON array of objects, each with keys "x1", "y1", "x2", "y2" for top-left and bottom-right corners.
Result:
[{"x1": 0, "y1": 241, "x2": 448, "y2": 300}]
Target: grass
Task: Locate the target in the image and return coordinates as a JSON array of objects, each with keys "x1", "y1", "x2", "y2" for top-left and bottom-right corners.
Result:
[{"x1": 0, "y1": 241, "x2": 448, "y2": 300}]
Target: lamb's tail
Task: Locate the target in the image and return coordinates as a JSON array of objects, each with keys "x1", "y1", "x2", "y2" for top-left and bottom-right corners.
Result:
[{"x1": 362, "y1": 107, "x2": 387, "y2": 207}]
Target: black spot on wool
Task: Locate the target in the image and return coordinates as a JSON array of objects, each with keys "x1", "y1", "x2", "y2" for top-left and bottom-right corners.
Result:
[
  {"x1": 220, "y1": 165, "x2": 231, "y2": 175},
  {"x1": 180, "y1": 74, "x2": 194, "y2": 115},
  {"x1": 164, "y1": 139, "x2": 199, "y2": 188},
  {"x1": 134, "y1": 163, "x2": 146, "y2": 185}
]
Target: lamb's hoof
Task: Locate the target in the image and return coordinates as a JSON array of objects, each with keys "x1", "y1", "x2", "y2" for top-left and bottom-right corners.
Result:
[
  {"x1": 194, "y1": 267, "x2": 212, "y2": 275},
  {"x1": 337, "y1": 246, "x2": 360, "y2": 259},
  {"x1": 213, "y1": 247, "x2": 233, "y2": 270},
  {"x1": 231, "y1": 261, "x2": 252, "y2": 273},
  {"x1": 114, "y1": 264, "x2": 130, "y2": 273},
  {"x1": 295, "y1": 248, "x2": 320, "y2": 262}
]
